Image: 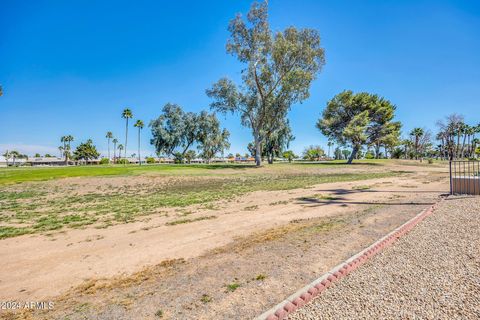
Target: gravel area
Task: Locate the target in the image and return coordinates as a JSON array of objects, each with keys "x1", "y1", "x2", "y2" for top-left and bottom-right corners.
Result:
[{"x1": 288, "y1": 196, "x2": 480, "y2": 320}]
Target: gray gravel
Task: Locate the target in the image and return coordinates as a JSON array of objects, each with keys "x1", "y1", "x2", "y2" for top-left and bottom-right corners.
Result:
[{"x1": 288, "y1": 196, "x2": 480, "y2": 320}]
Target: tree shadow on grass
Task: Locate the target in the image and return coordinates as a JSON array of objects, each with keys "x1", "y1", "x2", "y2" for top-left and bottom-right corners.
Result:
[
  {"x1": 311, "y1": 188, "x2": 446, "y2": 195},
  {"x1": 179, "y1": 164, "x2": 258, "y2": 170},
  {"x1": 291, "y1": 161, "x2": 383, "y2": 166},
  {"x1": 295, "y1": 197, "x2": 436, "y2": 207},
  {"x1": 294, "y1": 188, "x2": 443, "y2": 207}
]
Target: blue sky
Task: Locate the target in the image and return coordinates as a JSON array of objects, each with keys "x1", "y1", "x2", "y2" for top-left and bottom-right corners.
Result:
[{"x1": 1, "y1": 0, "x2": 479, "y2": 157}]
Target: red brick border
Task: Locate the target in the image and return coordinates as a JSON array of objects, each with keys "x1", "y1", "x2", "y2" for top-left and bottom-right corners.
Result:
[{"x1": 256, "y1": 198, "x2": 445, "y2": 320}]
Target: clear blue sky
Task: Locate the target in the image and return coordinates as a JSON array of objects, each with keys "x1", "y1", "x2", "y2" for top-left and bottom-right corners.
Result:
[{"x1": 1, "y1": 0, "x2": 479, "y2": 157}]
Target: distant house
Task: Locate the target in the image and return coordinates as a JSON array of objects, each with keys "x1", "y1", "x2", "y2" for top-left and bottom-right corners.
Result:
[
  {"x1": 234, "y1": 157, "x2": 255, "y2": 163},
  {"x1": 156, "y1": 157, "x2": 174, "y2": 163},
  {"x1": 74, "y1": 158, "x2": 103, "y2": 165},
  {"x1": 29, "y1": 157, "x2": 67, "y2": 166},
  {"x1": 0, "y1": 156, "x2": 27, "y2": 166},
  {"x1": 190, "y1": 158, "x2": 204, "y2": 164},
  {"x1": 0, "y1": 156, "x2": 7, "y2": 167},
  {"x1": 124, "y1": 157, "x2": 146, "y2": 164}
]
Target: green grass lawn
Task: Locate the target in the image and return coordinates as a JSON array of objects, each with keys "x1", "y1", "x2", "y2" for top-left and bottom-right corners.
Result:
[
  {"x1": 0, "y1": 160, "x2": 394, "y2": 185},
  {"x1": 0, "y1": 163, "x2": 258, "y2": 185}
]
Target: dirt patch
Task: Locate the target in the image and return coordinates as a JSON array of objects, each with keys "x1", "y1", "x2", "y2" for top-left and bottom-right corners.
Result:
[
  {"x1": 20, "y1": 191, "x2": 442, "y2": 320},
  {"x1": 0, "y1": 161, "x2": 449, "y2": 319}
]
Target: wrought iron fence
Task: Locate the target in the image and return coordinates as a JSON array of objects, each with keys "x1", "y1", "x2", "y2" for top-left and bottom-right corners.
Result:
[{"x1": 449, "y1": 160, "x2": 480, "y2": 195}]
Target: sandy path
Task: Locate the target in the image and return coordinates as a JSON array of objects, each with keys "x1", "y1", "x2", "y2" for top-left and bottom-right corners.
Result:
[{"x1": 0, "y1": 173, "x2": 447, "y2": 301}]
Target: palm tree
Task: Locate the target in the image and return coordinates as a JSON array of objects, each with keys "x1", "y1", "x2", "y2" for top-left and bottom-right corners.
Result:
[
  {"x1": 134, "y1": 120, "x2": 144, "y2": 165},
  {"x1": 327, "y1": 141, "x2": 334, "y2": 158},
  {"x1": 410, "y1": 128, "x2": 424, "y2": 160},
  {"x1": 106, "y1": 131, "x2": 113, "y2": 161},
  {"x1": 112, "y1": 138, "x2": 118, "y2": 163},
  {"x1": 121, "y1": 108, "x2": 133, "y2": 161},
  {"x1": 117, "y1": 144, "x2": 124, "y2": 162},
  {"x1": 60, "y1": 135, "x2": 74, "y2": 164}
]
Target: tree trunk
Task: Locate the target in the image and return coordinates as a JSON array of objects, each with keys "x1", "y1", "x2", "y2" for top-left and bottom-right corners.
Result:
[
  {"x1": 461, "y1": 133, "x2": 467, "y2": 159},
  {"x1": 138, "y1": 128, "x2": 141, "y2": 166},
  {"x1": 415, "y1": 138, "x2": 419, "y2": 160},
  {"x1": 456, "y1": 133, "x2": 461, "y2": 159},
  {"x1": 125, "y1": 119, "x2": 129, "y2": 161},
  {"x1": 108, "y1": 139, "x2": 110, "y2": 161},
  {"x1": 347, "y1": 145, "x2": 359, "y2": 164},
  {"x1": 267, "y1": 153, "x2": 273, "y2": 164},
  {"x1": 375, "y1": 143, "x2": 380, "y2": 159},
  {"x1": 254, "y1": 137, "x2": 262, "y2": 166}
]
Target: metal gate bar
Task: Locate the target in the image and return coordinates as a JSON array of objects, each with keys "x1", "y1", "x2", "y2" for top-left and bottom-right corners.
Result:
[{"x1": 449, "y1": 160, "x2": 480, "y2": 195}]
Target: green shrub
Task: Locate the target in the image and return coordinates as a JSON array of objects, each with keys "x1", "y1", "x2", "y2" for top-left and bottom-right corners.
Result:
[
  {"x1": 427, "y1": 158, "x2": 434, "y2": 164},
  {"x1": 99, "y1": 158, "x2": 110, "y2": 165},
  {"x1": 365, "y1": 151, "x2": 375, "y2": 159},
  {"x1": 146, "y1": 157, "x2": 155, "y2": 164},
  {"x1": 116, "y1": 158, "x2": 129, "y2": 165},
  {"x1": 173, "y1": 152, "x2": 184, "y2": 164}
]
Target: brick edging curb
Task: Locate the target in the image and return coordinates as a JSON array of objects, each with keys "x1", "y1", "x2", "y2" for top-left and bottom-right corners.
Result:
[{"x1": 255, "y1": 197, "x2": 445, "y2": 320}]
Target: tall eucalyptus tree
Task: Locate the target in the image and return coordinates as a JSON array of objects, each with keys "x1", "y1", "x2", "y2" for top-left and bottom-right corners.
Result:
[{"x1": 206, "y1": 1, "x2": 325, "y2": 166}]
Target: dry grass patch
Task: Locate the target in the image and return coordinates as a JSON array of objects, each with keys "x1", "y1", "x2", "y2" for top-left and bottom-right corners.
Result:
[{"x1": 165, "y1": 215, "x2": 217, "y2": 226}]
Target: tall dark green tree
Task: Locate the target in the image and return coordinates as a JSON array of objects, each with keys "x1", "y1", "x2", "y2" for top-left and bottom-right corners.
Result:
[
  {"x1": 317, "y1": 90, "x2": 399, "y2": 164},
  {"x1": 60, "y1": 135, "x2": 74, "y2": 164},
  {"x1": 206, "y1": 1, "x2": 325, "y2": 166},
  {"x1": 73, "y1": 139, "x2": 100, "y2": 161},
  {"x1": 150, "y1": 103, "x2": 199, "y2": 157},
  {"x1": 371, "y1": 121, "x2": 401, "y2": 158}
]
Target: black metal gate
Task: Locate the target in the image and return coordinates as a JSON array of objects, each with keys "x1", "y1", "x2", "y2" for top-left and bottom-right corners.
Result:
[{"x1": 449, "y1": 160, "x2": 480, "y2": 195}]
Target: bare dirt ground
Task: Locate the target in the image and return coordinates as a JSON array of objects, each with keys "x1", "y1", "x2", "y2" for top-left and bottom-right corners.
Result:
[{"x1": 0, "y1": 161, "x2": 449, "y2": 319}]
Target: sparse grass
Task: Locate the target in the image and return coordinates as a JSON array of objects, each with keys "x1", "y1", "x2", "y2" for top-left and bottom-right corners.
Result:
[
  {"x1": 352, "y1": 185, "x2": 371, "y2": 190},
  {"x1": 225, "y1": 282, "x2": 240, "y2": 292},
  {"x1": 200, "y1": 294, "x2": 212, "y2": 303},
  {"x1": 165, "y1": 216, "x2": 217, "y2": 226},
  {"x1": 155, "y1": 309, "x2": 164, "y2": 318},
  {"x1": 297, "y1": 193, "x2": 338, "y2": 201},
  {"x1": 269, "y1": 200, "x2": 289, "y2": 206},
  {"x1": 244, "y1": 205, "x2": 259, "y2": 211},
  {"x1": 313, "y1": 193, "x2": 338, "y2": 200},
  {"x1": 0, "y1": 162, "x2": 406, "y2": 239},
  {"x1": 0, "y1": 163, "x2": 254, "y2": 185},
  {"x1": 255, "y1": 274, "x2": 267, "y2": 281},
  {"x1": 0, "y1": 226, "x2": 33, "y2": 239}
]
